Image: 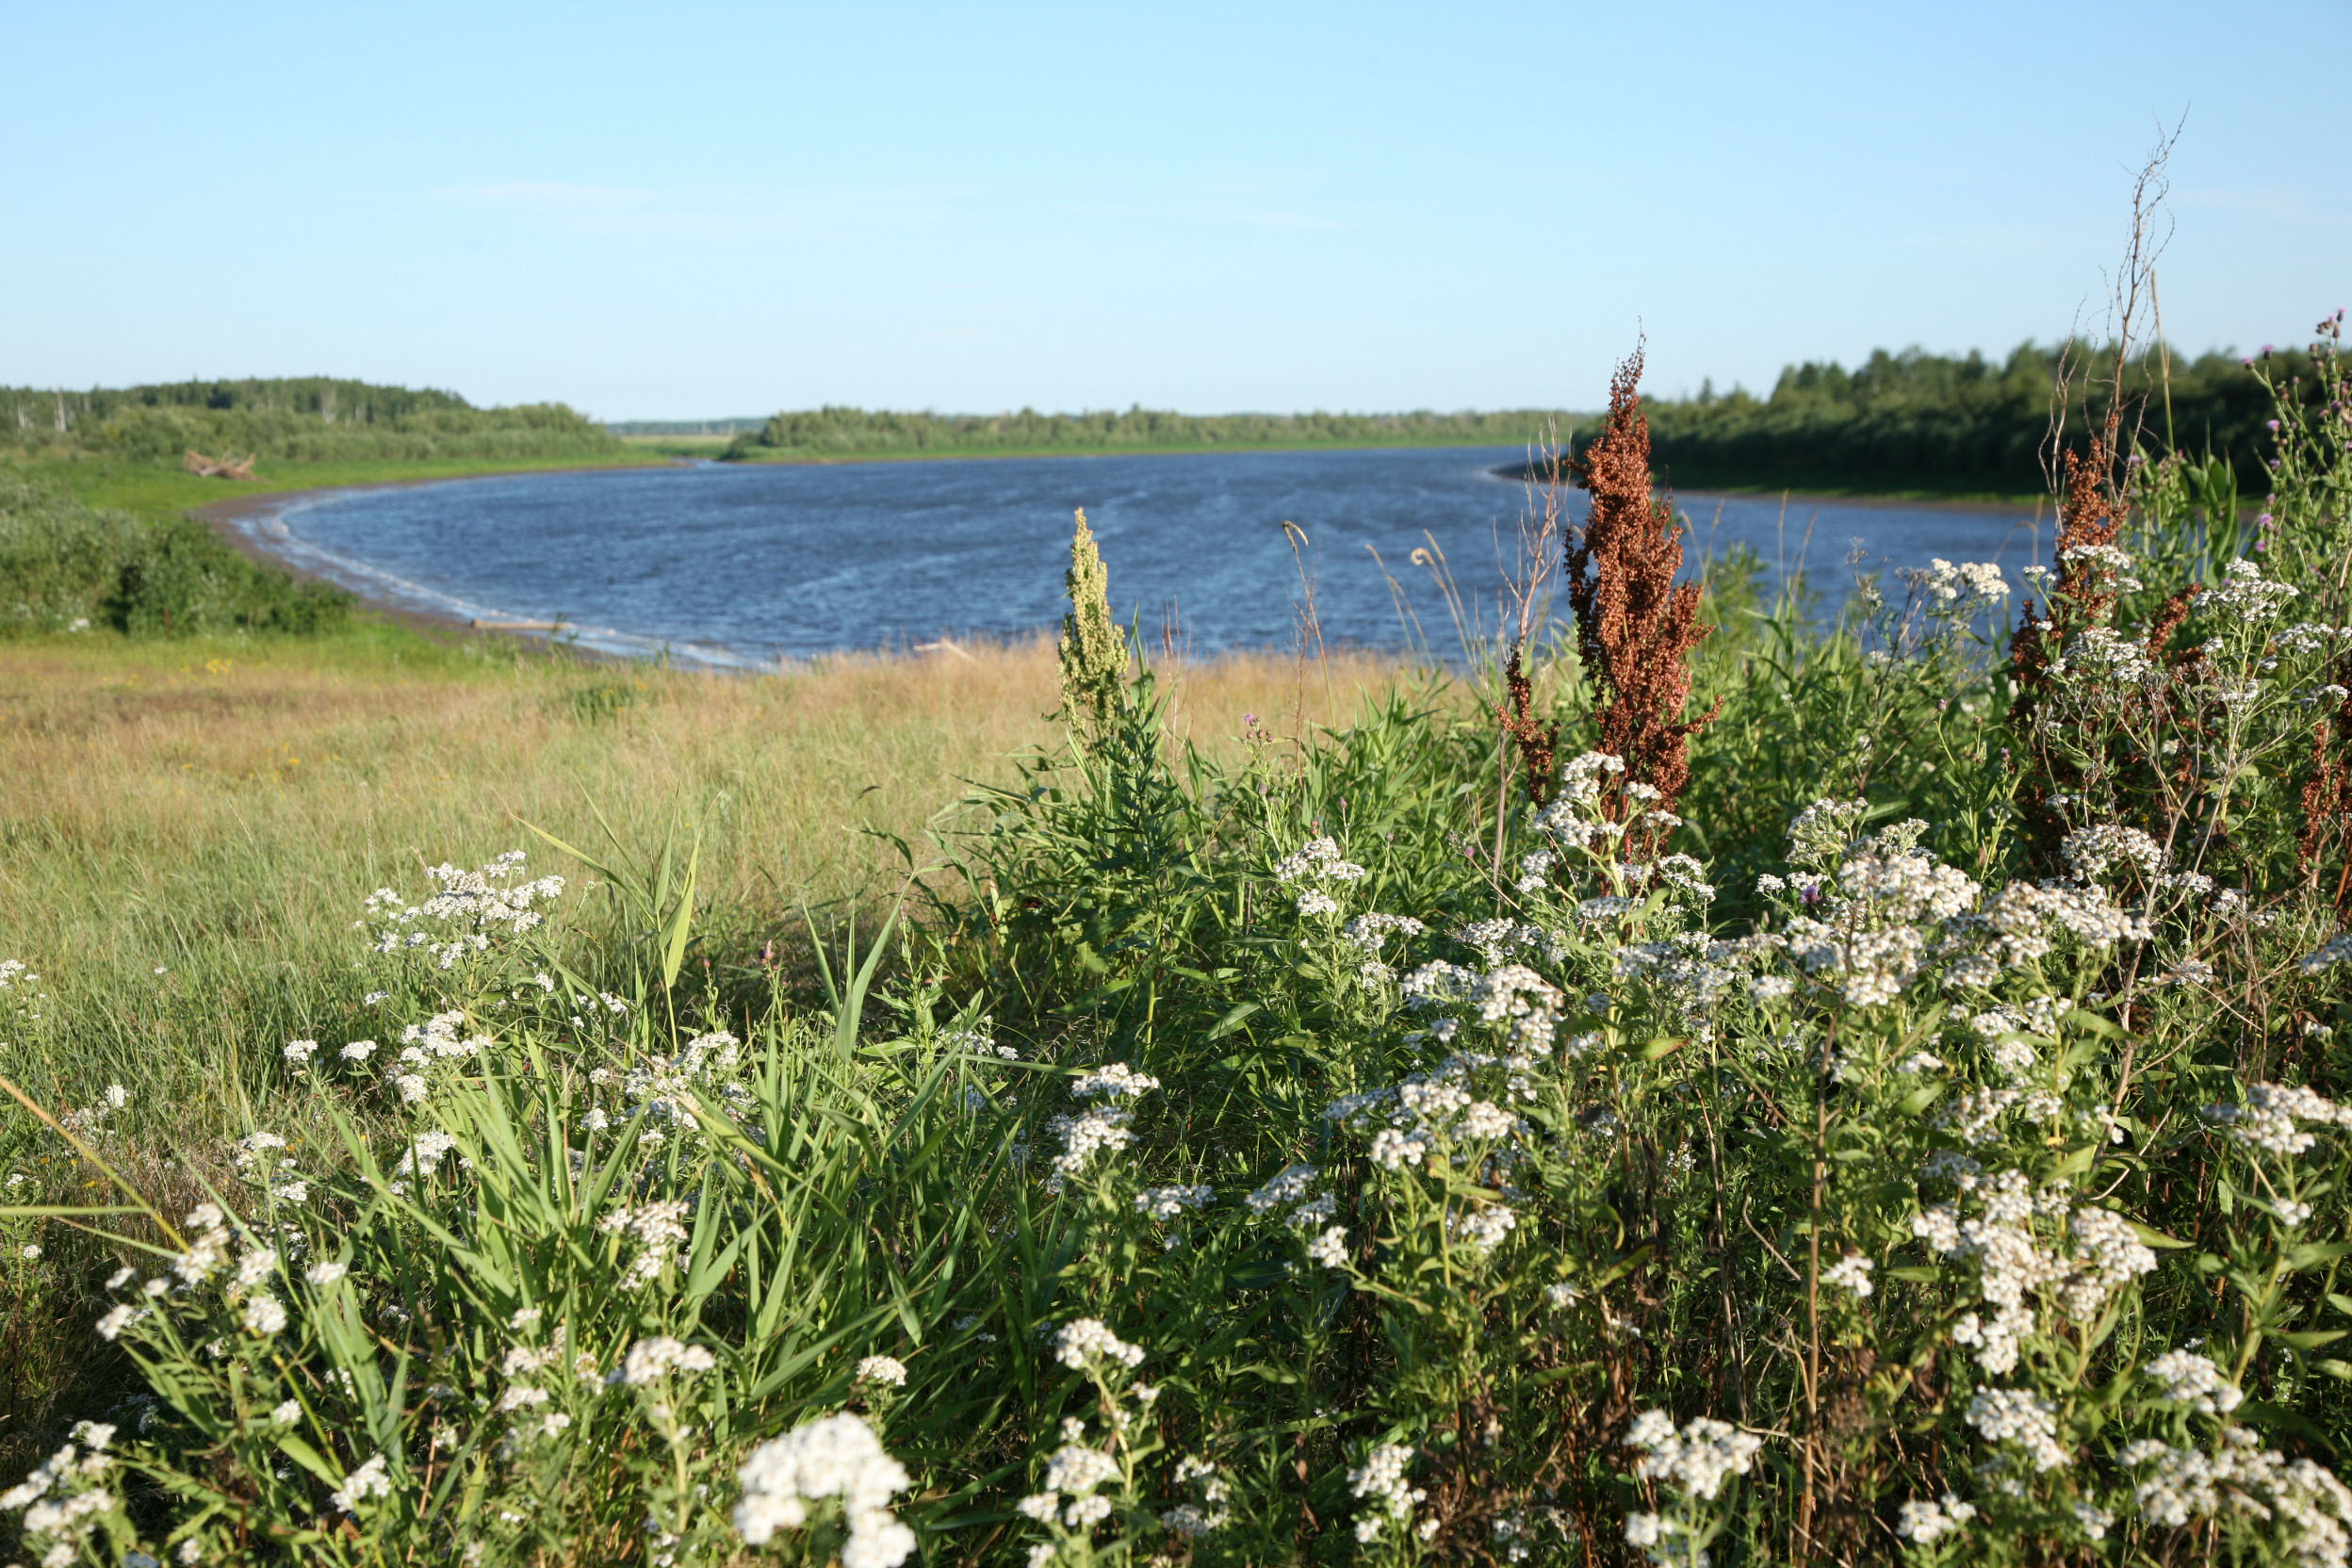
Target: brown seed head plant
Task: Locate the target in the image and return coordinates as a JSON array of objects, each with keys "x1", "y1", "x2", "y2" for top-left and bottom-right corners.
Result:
[
  {"x1": 2007, "y1": 125, "x2": 2180, "y2": 868},
  {"x1": 1566, "y1": 347, "x2": 1720, "y2": 854}
]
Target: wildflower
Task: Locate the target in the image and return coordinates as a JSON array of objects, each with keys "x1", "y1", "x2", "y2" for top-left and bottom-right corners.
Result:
[
  {"x1": 1134, "y1": 1184, "x2": 1214, "y2": 1219},
  {"x1": 1446, "y1": 1202, "x2": 1516, "y2": 1255},
  {"x1": 2206, "y1": 1081, "x2": 2350, "y2": 1155},
  {"x1": 1042, "y1": 1107, "x2": 1135, "y2": 1195},
  {"x1": 1054, "y1": 1319, "x2": 1144, "y2": 1370},
  {"x1": 1070, "y1": 1064, "x2": 1159, "y2": 1101},
  {"x1": 1245, "y1": 1164, "x2": 1320, "y2": 1216},
  {"x1": 2144, "y1": 1348, "x2": 2245, "y2": 1415},
  {"x1": 305, "y1": 1261, "x2": 349, "y2": 1286},
  {"x1": 1296, "y1": 888, "x2": 1339, "y2": 917},
  {"x1": 242, "y1": 1296, "x2": 288, "y2": 1336},
  {"x1": 2301, "y1": 932, "x2": 2352, "y2": 973},
  {"x1": 1625, "y1": 1410, "x2": 1763, "y2": 1500},
  {"x1": 329, "y1": 1453, "x2": 392, "y2": 1513},
  {"x1": 612, "y1": 1336, "x2": 715, "y2": 1385},
  {"x1": 856, "y1": 1355, "x2": 907, "y2": 1387},
  {"x1": 270, "y1": 1400, "x2": 302, "y2": 1425},
  {"x1": 734, "y1": 1413, "x2": 915, "y2": 1566},
  {"x1": 394, "y1": 1130, "x2": 460, "y2": 1178},
  {"x1": 1967, "y1": 1387, "x2": 2068, "y2": 1471},
  {"x1": 1306, "y1": 1226, "x2": 1349, "y2": 1268},
  {"x1": 282, "y1": 1040, "x2": 318, "y2": 1067},
  {"x1": 1895, "y1": 1494, "x2": 1977, "y2": 1544},
  {"x1": 1821, "y1": 1252, "x2": 1874, "y2": 1298},
  {"x1": 2201, "y1": 558, "x2": 2299, "y2": 620},
  {"x1": 2062, "y1": 824, "x2": 2165, "y2": 883},
  {"x1": 1348, "y1": 1443, "x2": 1424, "y2": 1542}
]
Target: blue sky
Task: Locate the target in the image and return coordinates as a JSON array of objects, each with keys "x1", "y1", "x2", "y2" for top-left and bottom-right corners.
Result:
[{"x1": 3, "y1": 1, "x2": 2344, "y2": 420}]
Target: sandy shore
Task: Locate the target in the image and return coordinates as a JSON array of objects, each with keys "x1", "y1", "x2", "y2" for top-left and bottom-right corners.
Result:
[{"x1": 188, "y1": 464, "x2": 669, "y2": 645}]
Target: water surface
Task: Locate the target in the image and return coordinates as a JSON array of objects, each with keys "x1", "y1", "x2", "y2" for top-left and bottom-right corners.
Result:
[{"x1": 234, "y1": 449, "x2": 2049, "y2": 667}]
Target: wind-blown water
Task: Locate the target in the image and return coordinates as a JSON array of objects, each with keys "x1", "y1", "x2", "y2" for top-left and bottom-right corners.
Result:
[{"x1": 231, "y1": 448, "x2": 2050, "y2": 667}]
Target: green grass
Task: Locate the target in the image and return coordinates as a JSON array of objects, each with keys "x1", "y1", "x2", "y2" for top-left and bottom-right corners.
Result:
[{"x1": 26, "y1": 450, "x2": 674, "y2": 529}]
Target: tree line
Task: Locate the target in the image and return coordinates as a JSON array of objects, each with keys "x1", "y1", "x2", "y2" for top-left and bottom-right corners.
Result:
[{"x1": 1, "y1": 377, "x2": 620, "y2": 465}]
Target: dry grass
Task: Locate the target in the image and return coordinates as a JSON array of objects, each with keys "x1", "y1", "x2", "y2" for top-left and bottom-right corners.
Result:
[{"x1": 0, "y1": 629, "x2": 1414, "y2": 1117}]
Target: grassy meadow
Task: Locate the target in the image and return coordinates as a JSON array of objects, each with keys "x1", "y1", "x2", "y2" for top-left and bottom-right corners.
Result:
[{"x1": 3, "y1": 315, "x2": 2352, "y2": 1568}]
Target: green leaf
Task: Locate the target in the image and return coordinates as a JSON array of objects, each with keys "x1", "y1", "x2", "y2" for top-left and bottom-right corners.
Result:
[
  {"x1": 1206, "y1": 1002, "x2": 1263, "y2": 1041},
  {"x1": 661, "y1": 835, "x2": 701, "y2": 992}
]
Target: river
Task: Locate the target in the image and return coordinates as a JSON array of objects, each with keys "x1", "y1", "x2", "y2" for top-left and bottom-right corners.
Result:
[{"x1": 223, "y1": 448, "x2": 2050, "y2": 667}]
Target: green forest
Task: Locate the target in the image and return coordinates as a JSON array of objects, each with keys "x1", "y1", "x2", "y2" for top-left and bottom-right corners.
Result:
[
  {"x1": 1, "y1": 377, "x2": 621, "y2": 466},
  {"x1": 720, "y1": 405, "x2": 1565, "y2": 460},
  {"x1": 725, "y1": 340, "x2": 2311, "y2": 500},
  {"x1": 1633, "y1": 339, "x2": 2301, "y2": 496}
]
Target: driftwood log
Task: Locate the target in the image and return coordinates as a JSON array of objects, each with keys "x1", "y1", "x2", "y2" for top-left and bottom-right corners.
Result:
[{"x1": 183, "y1": 449, "x2": 256, "y2": 481}]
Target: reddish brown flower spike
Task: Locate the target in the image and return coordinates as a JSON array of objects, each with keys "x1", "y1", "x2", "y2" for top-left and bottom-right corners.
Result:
[{"x1": 1567, "y1": 349, "x2": 1720, "y2": 845}]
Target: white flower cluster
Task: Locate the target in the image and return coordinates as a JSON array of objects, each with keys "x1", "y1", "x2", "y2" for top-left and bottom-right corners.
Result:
[
  {"x1": 1894, "y1": 1493, "x2": 1977, "y2": 1544},
  {"x1": 856, "y1": 1355, "x2": 907, "y2": 1387},
  {"x1": 329, "y1": 1452, "x2": 392, "y2": 1514},
  {"x1": 612, "y1": 1335, "x2": 716, "y2": 1386},
  {"x1": 2201, "y1": 558, "x2": 2300, "y2": 620},
  {"x1": 599, "y1": 1199, "x2": 690, "y2": 1290},
  {"x1": 1966, "y1": 1386, "x2": 2068, "y2": 1471},
  {"x1": 1305, "y1": 1225, "x2": 1350, "y2": 1268},
  {"x1": 1453, "y1": 918, "x2": 1570, "y2": 970},
  {"x1": 1159, "y1": 1455, "x2": 1232, "y2": 1539},
  {"x1": 2123, "y1": 1427, "x2": 2352, "y2": 1566},
  {"x1": 392, "y1": 1129, "x2": 459, "y2": 1179},
  {"x1": 1243, "y1": 1163, "x2": 1322, "y2": 1217},
  {"x1": 1071, "y1": 1063, "x2": 1159, "y2": 1101},
  {"x1": 362, "y1": 851, "x2": 564, "y2": 969},
  {"x1": 1529, "y1": 751, "x2": 1631, "y2": 851},
  {"x1": 619, "y1": 1030, "x2": 751, "y2": 1135},
  {"x1": 1019, "y1": 1439, "x2": 1121, "y2": 1534},
  {"x1": 1054, "y1": 1318, "x2": 1145, "y2": 1371},
  {"x1": 1344, "y1": 911, "x2": 1426, "y2": 955},
  {"x1": 2050, "y1": 626, "x2": 2157, "y2": 686},
  {"x1": 1, "y1": 1422, "x2": 119, "y2": 1568},
  {"x1": 2062, "y1": 824, "x2": 2166, "y2": 883},
  {"x1": 1348, "y1": 1442, "x2": 1426, "y2": 1544},
  {"x1": 1821, "y1": 1252, "x2": 1874, "y2": 1298},
  {"x1": 1905, "y1": 558, "x2": 2008, "y2": 605},
  {"x1": 1446, "y1": 1201, "x2": 1516, "y2": 1255},
  {"x1": 734, "y1": 1413, "x2": 917, "y2": 1568},
  {"x1": 1134, "y1": 1184, "x2": 1214, "y2": 1220},
  {"x1": 57, "y1": 1083, "x2": 129, "y2": 1140},
  {"x1": 2144, "y1": 1348, "x2": 2244, "y2": 1415},
  {"x1": 2206, "y1": 1081, "x2": 2352, "y2": 1157},
  {"x1": 1622, "y1": 1412, "x2": 1762, "y2": 1567},
  {"x1": 1626, "y1": 1410, "x2": 1763, "y2": 1501},
  {"x1": 384, "y1": 1009, "x2": 492, "y2": 1102},
  {"x1": 1914, "y1": 1175, "x2": 2154, "y2": 1374},
  {"x1": 2304, "y1": 933, "x2": 2352, "y2": 974},
  {"x1": 1044, "y1": 1067, "x2": 1158, "y2": 1195},
  {"x1": 1043, "y1": 1106, "x2": 1135, "y2": 1195},
  {"x1": 1275, "y1": 836, "x2": 1367, "y2": 891}
]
